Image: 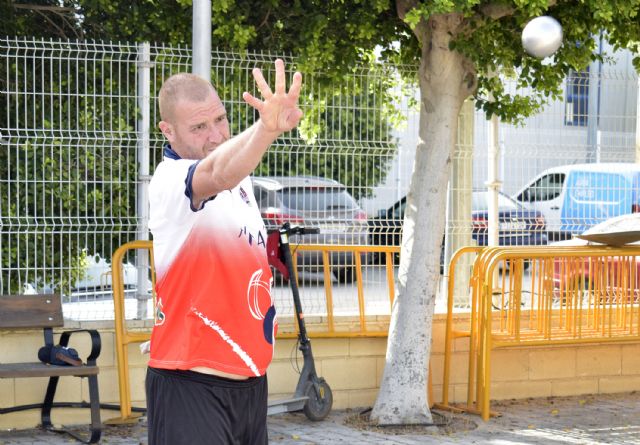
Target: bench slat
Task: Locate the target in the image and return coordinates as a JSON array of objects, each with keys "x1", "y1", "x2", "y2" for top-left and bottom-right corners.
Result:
[
  {"x1": 0, "y1": 294, "x2": 64, "y2": 329},
  {"x1": 0, "y1": 362, "x2": 99, "y2": 378}
]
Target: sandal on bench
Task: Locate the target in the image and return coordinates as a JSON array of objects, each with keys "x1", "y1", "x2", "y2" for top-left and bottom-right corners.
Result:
[{"x1": 38, "y1": 345, "x2": 83, "y2": 367}]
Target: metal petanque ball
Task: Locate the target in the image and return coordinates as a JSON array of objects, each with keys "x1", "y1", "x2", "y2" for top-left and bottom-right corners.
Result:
[{"x1": 521, "y1": 16, "x2": 563, "y2": 58}]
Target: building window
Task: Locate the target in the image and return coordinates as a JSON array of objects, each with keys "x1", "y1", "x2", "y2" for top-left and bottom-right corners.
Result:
[{"x1": 565, "y1": 68, "x2": 589, "y2": 127}]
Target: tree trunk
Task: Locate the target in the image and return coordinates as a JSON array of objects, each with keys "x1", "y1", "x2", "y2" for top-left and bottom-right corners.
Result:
[{"x1": 371, "y1": 13, "x2": 475, "y2": 425}]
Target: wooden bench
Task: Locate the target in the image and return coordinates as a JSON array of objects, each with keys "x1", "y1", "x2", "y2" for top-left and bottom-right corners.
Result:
[{"x1": 0, "y1": 294, "x2": 102, "y2": 444}]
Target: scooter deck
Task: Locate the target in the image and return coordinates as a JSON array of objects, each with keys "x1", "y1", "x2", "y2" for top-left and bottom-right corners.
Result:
[{"x1": 267, "y1": 396, "x2": 309, "y2": 415}]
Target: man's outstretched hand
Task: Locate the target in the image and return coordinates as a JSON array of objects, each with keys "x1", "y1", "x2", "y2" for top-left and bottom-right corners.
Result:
[{"x1": 242, "y1": 59, "x2": 303, "y2": 134}]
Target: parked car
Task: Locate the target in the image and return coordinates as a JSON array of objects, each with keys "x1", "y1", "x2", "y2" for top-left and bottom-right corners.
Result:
[
  {"x1": 23, "y1": 253, "x2": 152, "y2": 302},
  {"x1": 550, "y1": 213, "x2": 640, "y2": 302},
  {"x1": 471, "y1": 190, "x2": 547, "y2": 247},
  {"x1": 252, "y1": 176, "x2": 368, "y2": 283},
  {"x1": 513, "y1": 163, "x2": 640, "y2": 241},
  {"x1": 367, "y1": 195, "x2": 406, "y2": 256},
  {"x1": 368, "y1": 190, "x2": 547, "y2": 263}
]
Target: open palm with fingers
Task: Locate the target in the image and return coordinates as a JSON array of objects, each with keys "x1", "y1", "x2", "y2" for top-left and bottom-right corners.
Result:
[{"x1": 242, "y1": 59, "x2": 303, "y2": 134}]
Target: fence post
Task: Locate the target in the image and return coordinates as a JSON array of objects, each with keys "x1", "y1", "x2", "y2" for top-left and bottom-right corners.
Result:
[
  {"x1": 636, "y1": 75, "x2": 640, "y2": 163},
  {"x1": 448, "y1": 99, "x2": 475, "y2": 306},
  {"x1": 136, "y1": 42, "x2": 151, "y2": 319}
]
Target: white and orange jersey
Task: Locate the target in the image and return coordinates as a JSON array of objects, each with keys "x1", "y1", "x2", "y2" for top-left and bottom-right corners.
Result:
[{"x1": 147, "y1": 146, "x2": 275, "y2": 377}]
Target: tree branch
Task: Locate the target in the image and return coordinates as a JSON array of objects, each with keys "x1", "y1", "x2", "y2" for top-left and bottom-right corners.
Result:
[
  {"x1": 396, "y1": 0, "x2": 429, "y2": 45},
  {"x1": 478, "y1": 0, "x2": 558, "y2": 20},
  {"x1": 395, "y1": 0, "x2": 417, "y2": 21},
  {"x1": 478, "y1": 3, "x2": 514, "y2": 20},
  {"x1": 12, "y1": 3, "x2": 76, "y2": 13},
  {"x1": 33, "y1": 9, "x2": 67, "y2": 38},
  {"x1": 13, "y1": 2, "x2": 82, "y2": 39},
  {"x1": 59, "y1": 11, "x2": 82, "y2": 39},
  {"x1": 257, "y1": 7, "x2": 271, "y2": 30}
]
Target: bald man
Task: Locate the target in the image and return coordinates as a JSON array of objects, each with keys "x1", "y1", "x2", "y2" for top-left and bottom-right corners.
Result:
[{"x1": 146, "y1": 60, "x2": 302, "y2": 445}]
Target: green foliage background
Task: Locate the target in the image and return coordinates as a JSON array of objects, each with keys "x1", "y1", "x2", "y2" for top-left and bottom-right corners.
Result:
[
  {"x1": 0, "y1": 1, "x2": 401, "y2": 294},
  {"x1": 0, "y1": 44, "x2": 141, "y2": 293}
]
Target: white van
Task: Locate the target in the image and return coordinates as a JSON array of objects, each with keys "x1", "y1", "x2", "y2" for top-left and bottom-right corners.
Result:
[{"x1": 513, "y1": 163, "x2": 640, "y2": 241}]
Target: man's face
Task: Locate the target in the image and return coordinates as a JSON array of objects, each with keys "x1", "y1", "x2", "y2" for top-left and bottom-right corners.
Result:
[{"x1": 160, "y1": 92, "x2": 230, "y2": 160}]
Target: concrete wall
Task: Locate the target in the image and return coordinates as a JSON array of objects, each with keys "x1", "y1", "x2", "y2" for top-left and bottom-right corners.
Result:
[{"x1": 2, "y1": 314, "x2": 640, "y2": 429}]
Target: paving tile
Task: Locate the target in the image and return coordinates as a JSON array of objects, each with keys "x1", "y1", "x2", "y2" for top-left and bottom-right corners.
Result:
[{"x1": 0, "y1": 392, "x2": 638, "y2": 444}]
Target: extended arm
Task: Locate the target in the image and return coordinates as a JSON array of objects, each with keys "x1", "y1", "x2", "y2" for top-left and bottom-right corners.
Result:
[{"x1": 192, "y1": 59, "x2": 302, "y2": 205}]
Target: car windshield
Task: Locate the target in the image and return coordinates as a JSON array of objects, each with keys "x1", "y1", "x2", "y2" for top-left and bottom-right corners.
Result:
[
  {"x1": 279, "y1": 187, "x2": 359, "y2": 211},
  {"x1": 472, "y1": 192, "x2": 519, "y2": 211}
]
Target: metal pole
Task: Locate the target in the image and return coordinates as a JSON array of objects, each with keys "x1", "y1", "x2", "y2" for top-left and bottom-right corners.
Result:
[
  {"x1": 446, "y1": 99, "x2": 474, "y2": 307},
  {"x1": 486, "y1": 112, "x2": 501, "y2": 291},
  {"x1": 487, "y1": 113, "x2": 501, "y2": 248},
  {"x1": 192, "y1": 0, "x2": 211, "y2": 80},
  {"x1": 136, "y1": 42, "x2": 151, "y2": 319},
  {"x1": 587, "y1": 32, "x2": 603, "y2": 162},
  {"x1": 0, "y1": 130, "x2": 3, "y2": 293},
  {"x1": 0, "y1": 130, "x2": 3, "y2": 292},
  {"x1": 636, "y1": 75, "x2": 640, "y2": 163}
]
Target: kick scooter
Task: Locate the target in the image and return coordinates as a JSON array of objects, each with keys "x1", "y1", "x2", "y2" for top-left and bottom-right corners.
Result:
[{"x1": 266, "y1": 222, "x2": 333, "y2": 421}]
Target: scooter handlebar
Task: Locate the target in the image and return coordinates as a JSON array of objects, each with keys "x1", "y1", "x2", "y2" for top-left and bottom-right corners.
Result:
[{"x1": 284, "y1": 225, "x2": 320, "y2": 235}]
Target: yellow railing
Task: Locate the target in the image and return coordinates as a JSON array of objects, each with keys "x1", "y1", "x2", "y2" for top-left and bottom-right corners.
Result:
[
  {"x1": 436, "y1": 244, "x2": 640, "y2": 421},
  {"x1": 285, "y1": 244, "x2": 398, "y2": 337},
  {"x1": 109, "y1": 240, "x2": 155, "y2": 423},
  {"x1": 109, "y1": 240, "x2": 400, "y2": 422},
  {"x1": 439, "y1": 245, "x2": 484, "y2": 409}
]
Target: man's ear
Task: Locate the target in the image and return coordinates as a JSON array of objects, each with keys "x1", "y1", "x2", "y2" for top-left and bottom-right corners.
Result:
[{"x1": 159, "y1": 121, "x2": 174, "y2": 142}]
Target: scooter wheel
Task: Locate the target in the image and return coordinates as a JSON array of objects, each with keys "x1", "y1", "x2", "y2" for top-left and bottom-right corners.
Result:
[{"x1": 303, "y1": 380, "x2": 333, "y2": 421}]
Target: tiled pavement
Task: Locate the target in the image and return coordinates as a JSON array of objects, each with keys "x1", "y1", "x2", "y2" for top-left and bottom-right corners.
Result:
[{"x1": 1, "y1": 392, "x2": 639, "y2": 444}]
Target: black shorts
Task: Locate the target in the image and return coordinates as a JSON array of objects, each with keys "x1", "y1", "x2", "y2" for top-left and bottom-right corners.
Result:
[{"x1": 145, "y1": 367, "x2": 268, "y2": 445}]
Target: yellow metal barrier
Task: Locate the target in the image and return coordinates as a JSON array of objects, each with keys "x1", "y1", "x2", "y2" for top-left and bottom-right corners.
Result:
[
  {"x1": 108, "y1": 240, "x2": 155, "y2": 423},
  {"x1": 109, "y1": 241, "x2": 400, "y2": 422},
  {"x1": 438, "y1": 244, "x2": 640, "y2": 421},
  {"x1": 436, "y1": 246, "x2": 483, "y2": 409},
  {"x1": 288, "y1": 244, "x2": 398, "y2": 337}
]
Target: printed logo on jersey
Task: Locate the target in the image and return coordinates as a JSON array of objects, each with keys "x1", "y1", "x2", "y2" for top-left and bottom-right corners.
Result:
[
  {"x1": 155, "y1": 298, "x2": 166, "y2": 326},
  {"x1": 239, "y1": 186, "x2": 252, "y2": 206},
  {"x1": 192, "y1": 307, "x2": 261, "y2": 376},
  {"x1": 247, "y1": 269, "x2": 277, "y2": 344},
  {"x1": 238, "y1": 226, "x2": 266, "y2": 248}
]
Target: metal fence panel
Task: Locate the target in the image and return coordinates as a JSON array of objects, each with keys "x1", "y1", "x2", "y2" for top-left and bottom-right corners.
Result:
[
  {"x1": 1, "y1": 38, "x2": 141, "y2": 310},
  {"x1": 2, "y1": 37, "x2": 638, "y2": 320},
  {"x1": 0, "y1": 37, "x2": 406, "y2": 321}
]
